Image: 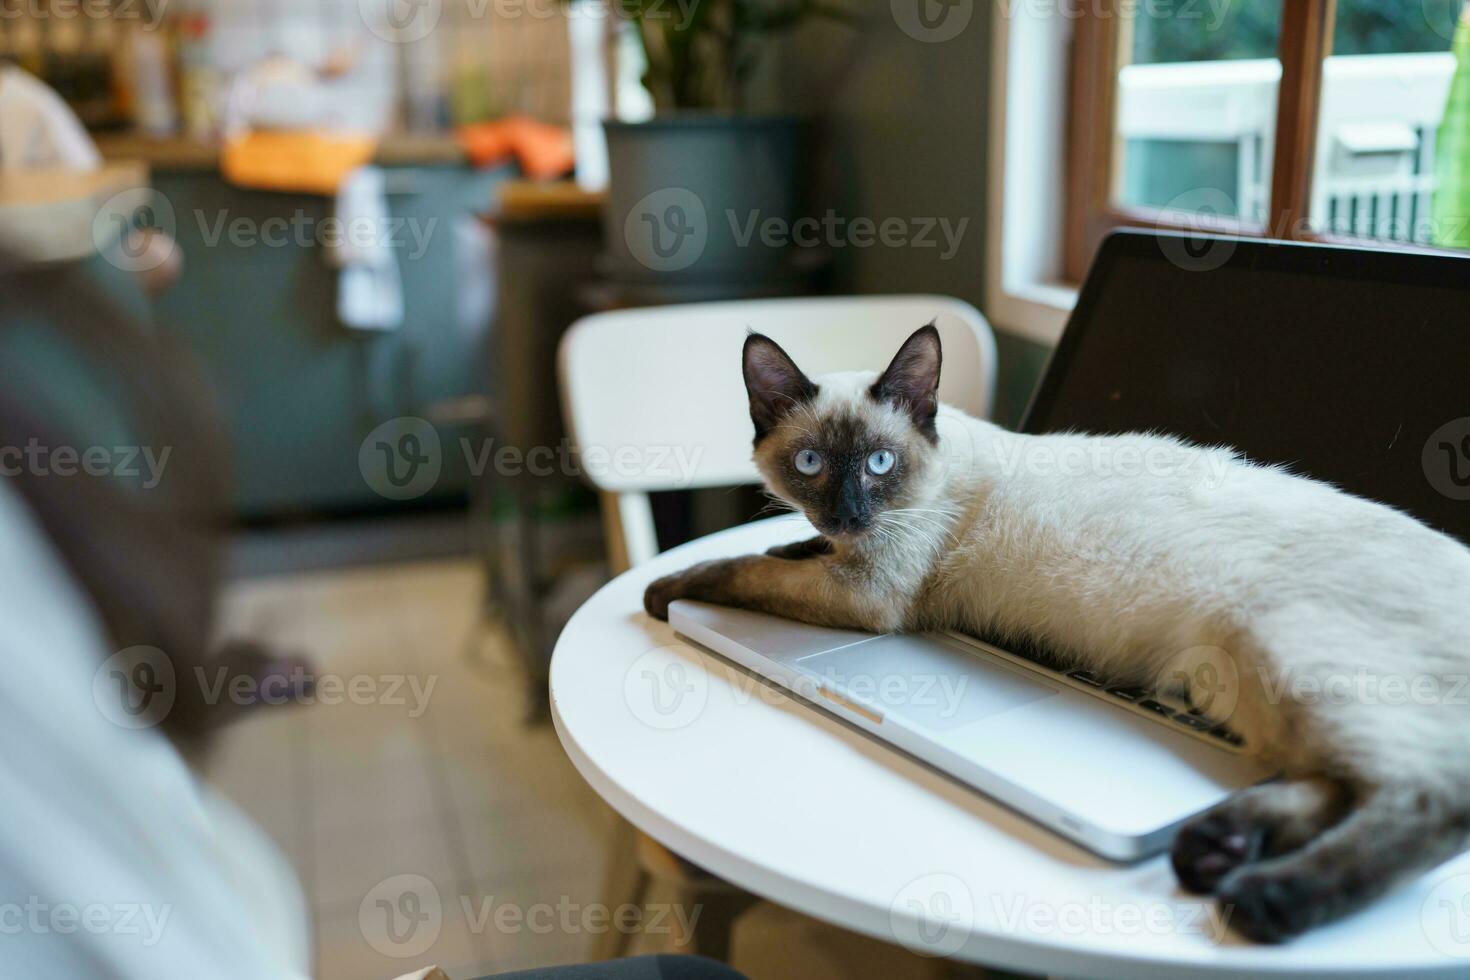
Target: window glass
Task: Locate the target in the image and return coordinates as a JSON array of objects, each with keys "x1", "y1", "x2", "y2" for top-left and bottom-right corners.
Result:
[
  {"x1": 1311, "y1": 0, "x2": 1469, "y2": 248},
  {"x1": 1113, "y1": 2, "x2": 1284, "y2": 225}
]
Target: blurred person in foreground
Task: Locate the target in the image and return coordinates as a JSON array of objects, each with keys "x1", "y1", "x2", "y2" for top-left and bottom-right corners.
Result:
[{"x1": 0, "y1": 253, "x2": 742, "y2": 980}]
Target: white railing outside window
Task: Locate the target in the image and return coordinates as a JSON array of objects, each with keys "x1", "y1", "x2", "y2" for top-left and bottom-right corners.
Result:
[{"x1": 1118, "y1": 53, "x2": 1456, "y2": 243}]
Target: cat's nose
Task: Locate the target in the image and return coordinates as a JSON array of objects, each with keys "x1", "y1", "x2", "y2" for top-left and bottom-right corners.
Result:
[{"x1": 832, "y1": 514, "x2": 868, "y2": 533}]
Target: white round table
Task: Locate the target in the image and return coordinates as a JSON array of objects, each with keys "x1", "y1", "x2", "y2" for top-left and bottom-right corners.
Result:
[{"x1": 550, "y1": 517, "x2": 1470, "y2": 978}]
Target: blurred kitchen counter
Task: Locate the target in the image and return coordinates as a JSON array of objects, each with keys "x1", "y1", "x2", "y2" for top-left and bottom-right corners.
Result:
[
  {"x1": 116, "y1": 144, "x2": 504, "y2": 518},
  {"x1": 94, "y1": 132, "x2": 469, "y2": 171}
]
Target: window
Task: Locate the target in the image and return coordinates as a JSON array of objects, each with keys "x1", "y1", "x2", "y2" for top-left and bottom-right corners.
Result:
[{"x1": 1065, "y1": 0, "x2": 1467, "y2": 281}]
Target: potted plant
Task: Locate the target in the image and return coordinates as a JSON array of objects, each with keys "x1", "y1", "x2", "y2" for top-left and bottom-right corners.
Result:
[{"x1": 601, "y1": 0, "x2": 857, "y2": 286}]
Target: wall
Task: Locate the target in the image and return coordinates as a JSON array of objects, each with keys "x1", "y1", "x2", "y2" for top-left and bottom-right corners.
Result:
[{"x1": 766, "y1": 2, "x2": 1052, "y2": 427}]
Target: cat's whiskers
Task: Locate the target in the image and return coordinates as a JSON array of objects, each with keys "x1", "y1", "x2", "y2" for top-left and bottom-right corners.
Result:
[
  {"x1": 882, "y1": 511, "x2": 964, "y2": 525},
  {"x1": 880, "y1": 506, "x2": 960, "y2": 529},
  {"x1": 756, "y1": 490, "x2": 798, "y2": 516},
  {"x1": 863, "y1": 521, "x2": 901, "y2": 551},
  {"x1": 875, "y1": 510, "x2": 959, "y2": 546}
]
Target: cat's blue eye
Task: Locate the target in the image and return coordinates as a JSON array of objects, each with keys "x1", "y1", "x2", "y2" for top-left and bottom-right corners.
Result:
[
  {"x1": 867, "y1": 449, "x2": 896, "y2": 475},
  {"x1": 793, "y1": 449, "x2": 824, "y2": 476}
]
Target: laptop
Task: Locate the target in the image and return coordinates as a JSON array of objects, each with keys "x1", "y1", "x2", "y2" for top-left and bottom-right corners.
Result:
[{"x1": 670, "y1": 230, "x2": 1470, "y2": 861}]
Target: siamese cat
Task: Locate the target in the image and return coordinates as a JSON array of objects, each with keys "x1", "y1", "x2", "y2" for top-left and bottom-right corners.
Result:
[{"x1": 644, "y1": 324, "x2": 1470, "y2": 943}]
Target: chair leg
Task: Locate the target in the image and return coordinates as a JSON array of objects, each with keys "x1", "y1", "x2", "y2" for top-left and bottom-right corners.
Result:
[
  {"x1": 673, "y1": 886, "x2": 758, "y2": 963},
  {"x1": 594, "y1": 819, "x2": 652, "y2": 961}
]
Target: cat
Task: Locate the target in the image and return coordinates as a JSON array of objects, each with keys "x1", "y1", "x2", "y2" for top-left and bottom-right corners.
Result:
[{"x1": 643, "y1": 323, "x2": 1470, "y2": 943}]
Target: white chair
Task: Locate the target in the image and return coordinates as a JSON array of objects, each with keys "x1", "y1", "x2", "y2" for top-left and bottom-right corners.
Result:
[
  {"x1": 559, "y1": 294, "x2": 997, "y2": 573},
  {"x1": 555, "y1": 295, "x2": 993, "y2": 963},
  {"x1": 556, "y1": 295, "x2": 997, "y2": 961}
]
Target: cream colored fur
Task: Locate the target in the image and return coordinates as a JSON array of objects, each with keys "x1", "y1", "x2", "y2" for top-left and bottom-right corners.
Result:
[{"x1": 759, "y1": 371, "x2": 1470, "y2": 787}]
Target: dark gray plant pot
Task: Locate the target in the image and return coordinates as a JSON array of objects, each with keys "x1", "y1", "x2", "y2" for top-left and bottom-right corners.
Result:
[{"x1": 602, "y1": 115, "x2": 802, "y2": 285}]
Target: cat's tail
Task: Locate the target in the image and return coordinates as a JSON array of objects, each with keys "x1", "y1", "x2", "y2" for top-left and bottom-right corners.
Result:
[{"x1": 1202, "y1": 782, "x2": 1470, "y2": 942}]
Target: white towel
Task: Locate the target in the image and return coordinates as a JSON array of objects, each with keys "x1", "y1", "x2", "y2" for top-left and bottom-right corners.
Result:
[{"x1": 331, "y1": 165, "x2": 404, "y2": 331}]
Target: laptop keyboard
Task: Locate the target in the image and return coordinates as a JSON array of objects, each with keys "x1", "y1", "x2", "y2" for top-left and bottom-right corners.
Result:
[{"x1": 955, "y1": 630, "x2": 1246, "y2": 750}]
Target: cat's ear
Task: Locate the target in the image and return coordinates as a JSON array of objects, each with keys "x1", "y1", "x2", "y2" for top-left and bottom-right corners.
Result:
[
  {"x1": 871, "y1": 323, "x2": 943, "y2": 441},
  {"x1": 743, "y1": 333, "x2": 818, "y2": 441}
]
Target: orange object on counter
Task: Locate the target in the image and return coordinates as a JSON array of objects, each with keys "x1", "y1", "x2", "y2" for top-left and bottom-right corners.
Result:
[
  {"x1": 220, "y1": 130, "x2": 379, "y2": 195},
  {"x1": 457, "y1": 115, "x2": 574, "y2": 180}
]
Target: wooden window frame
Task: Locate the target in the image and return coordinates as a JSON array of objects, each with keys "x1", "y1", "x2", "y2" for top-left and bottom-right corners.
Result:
[{"x1": 1059, "y1": 0, "x2": 1449, "y2": 283}]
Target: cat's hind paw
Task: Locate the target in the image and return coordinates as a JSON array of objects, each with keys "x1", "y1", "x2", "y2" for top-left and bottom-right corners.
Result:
[
  {"x1": 1171, "y1": 811, "x2": 1260, "y2": 895},
  {"x1": 1216, "y1": 870, "x2": 1321, "y2": 944}
]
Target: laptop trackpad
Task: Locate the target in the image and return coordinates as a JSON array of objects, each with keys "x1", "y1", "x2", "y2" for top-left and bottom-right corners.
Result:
[{"x1": 796, "y1": 634, "x2": 1057, "y2": 732}]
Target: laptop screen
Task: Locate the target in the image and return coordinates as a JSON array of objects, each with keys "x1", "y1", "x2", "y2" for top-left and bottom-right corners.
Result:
[{"x1": 1022, "y1": 231, "x2": 1470, "y2": 547}]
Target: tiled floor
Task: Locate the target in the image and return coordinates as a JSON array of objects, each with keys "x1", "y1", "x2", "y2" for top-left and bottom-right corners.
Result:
[{"x1": 205, "y1": 556, "x2": 957, "y2": 980}]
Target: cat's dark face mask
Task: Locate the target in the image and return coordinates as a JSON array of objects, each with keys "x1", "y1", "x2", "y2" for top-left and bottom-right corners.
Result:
[{"x1": 742, "y1": 325, "x2": 943, "y2": 541}]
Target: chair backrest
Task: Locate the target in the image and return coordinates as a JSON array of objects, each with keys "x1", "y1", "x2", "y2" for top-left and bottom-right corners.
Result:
[{"x1": 558, "y1": 295, "x2": 997, "y2": 570}]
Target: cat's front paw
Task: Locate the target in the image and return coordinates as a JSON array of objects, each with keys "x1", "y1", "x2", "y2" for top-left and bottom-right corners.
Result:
[
  {"x1": 643, "y1": 564, "x2": 713, "y2": 621},
  {"x1": 643, "y1": 559, "x2": 747, "y2": 620},
  {"x1": 643, "y1": 572, "x2": 682, "y2": 621}
]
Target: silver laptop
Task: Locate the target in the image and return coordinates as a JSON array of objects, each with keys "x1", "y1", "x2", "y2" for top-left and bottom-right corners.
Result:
[{"x1": 671, "y1": 599, "x2": 1267, "y2": 861}]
